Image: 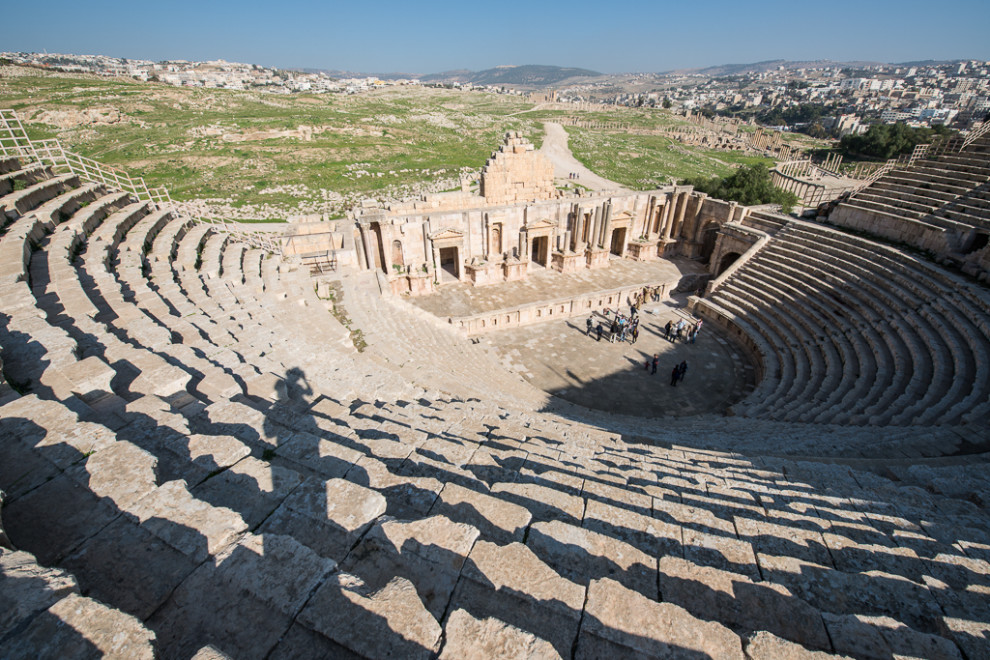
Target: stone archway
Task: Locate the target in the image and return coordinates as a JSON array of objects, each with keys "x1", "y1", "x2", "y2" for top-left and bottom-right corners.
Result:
[
  {"x1": 700, "y1": 224, "x2": 719, "y2": 264},
  {"x1": 717, "y1": 251, "x2": 742, "y2": 276}
]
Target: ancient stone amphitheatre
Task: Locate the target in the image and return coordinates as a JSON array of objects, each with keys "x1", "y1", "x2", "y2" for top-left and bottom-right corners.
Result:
[{"x1": 1, "y1": 97, "x2": 990, "y2": 660}]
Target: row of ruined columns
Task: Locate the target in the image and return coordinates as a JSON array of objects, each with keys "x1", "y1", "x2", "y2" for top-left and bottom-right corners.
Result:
[
  {"x1": 770, "y1": 171, "x2": 825, "y2": 205},
  {"x1": 778, "y1": 160, "x2": 813, "y2": 178},
  {"x1": 642, "y1": 190, "x2": 692, "y2": 243},
  {"x1": 750, "y1": 127, "x2": 784, "y2": 151},
  {"x1": 566, "y1": 201, "x2": 614, "y2": 253}
]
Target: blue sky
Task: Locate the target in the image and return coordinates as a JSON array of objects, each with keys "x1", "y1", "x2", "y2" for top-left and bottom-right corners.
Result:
[{"x1": 5, "y1": 0, "x2": 989, "y2": 73}]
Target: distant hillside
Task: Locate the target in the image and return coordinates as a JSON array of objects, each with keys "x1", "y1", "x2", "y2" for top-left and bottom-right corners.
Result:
[{"x1": 422, "y1": 64, "x2": 602, "y2": 87}]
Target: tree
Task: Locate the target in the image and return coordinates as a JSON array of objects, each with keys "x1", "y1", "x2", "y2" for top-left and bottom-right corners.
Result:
[
  {"x1": 839, "y1": 122, "x2": 954, "y2": 160},
  {"x1": 806, "y1": 122, "x2": 829, "y2": 139},
  {"x1": 662, "y1": 97, "x2": 672, "y2": 109},
  {"x1": 683, "y1": 164, "x2": 799, "y2": 213}
]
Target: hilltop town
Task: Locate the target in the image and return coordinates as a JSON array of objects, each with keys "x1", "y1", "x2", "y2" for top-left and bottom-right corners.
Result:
[{"x1": 5, "y1": 52, "x2": 988, "y2": 137}]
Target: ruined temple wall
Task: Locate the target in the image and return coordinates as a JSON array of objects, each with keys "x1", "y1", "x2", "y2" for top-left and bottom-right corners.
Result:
[
  {"x1": 365, "y1": 189, "x2": 675, "y2": 272},
  {"x1": 480, "y1": 132, "x2": 556, "y2": 205}
]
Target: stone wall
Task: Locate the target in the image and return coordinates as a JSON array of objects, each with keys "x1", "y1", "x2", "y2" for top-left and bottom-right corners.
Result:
[
  {"x1": 828, "y1": 205, "x2": 954, "y2": 255},
  {"x1": 451, "y1": 280, "x2": 673, "y2": 335},
  {"x1": 479, "y1": 132, "x2": 556, "y2": 205},
  {"x1": 281, "y1": 221, "x2": 358, "y2": 268}
]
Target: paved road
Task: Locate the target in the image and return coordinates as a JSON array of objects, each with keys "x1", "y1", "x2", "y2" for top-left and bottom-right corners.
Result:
[{"x1": 539, "y1": 122, "x2": 628, "y2": 192}]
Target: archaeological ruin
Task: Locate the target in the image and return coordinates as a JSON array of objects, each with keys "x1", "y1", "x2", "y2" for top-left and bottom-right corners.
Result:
[{"x1": 1, "y1": 107, "x2": 989, "y2": 659}]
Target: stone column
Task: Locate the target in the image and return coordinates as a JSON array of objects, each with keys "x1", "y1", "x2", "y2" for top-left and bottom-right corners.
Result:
[
  {"x1": 661, "y1": 193, "x2": 676, "y2": 241},
  {"x1": 355, "y1": 224, "x2": 367, "y2": 270},
  {"x1": 646, "y1": 196, "x2": 657, "y2": 237},
  {"x1": 422, "y1": 220, "x2": 431, "y2": 269},
  {"x1": 691, "y1": 193, "x2": 708, "y2": 243},
  {"x1": 592, "y1": 207, "x2": 602, "y2": 247},
  {"x1": 381, "y1": 224, "x2": 395, "y2": 273},
  {"x1": 482, "y1": 213, "x2": 489, "y2": 260},
  {"x1": 601, "y1": 203, "x2": 613, "y2": 251},
  {"x1": 672, "y1": 192, "x2": 689, "y2": 239},
  {"x1": 573, "y1": 209, "x2": 584, "y2": 252}
]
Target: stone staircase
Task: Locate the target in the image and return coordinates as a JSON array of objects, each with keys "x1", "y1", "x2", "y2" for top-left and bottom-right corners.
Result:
[{"x1": 1, "y1": 158, "x2": 989, "y2": 659}]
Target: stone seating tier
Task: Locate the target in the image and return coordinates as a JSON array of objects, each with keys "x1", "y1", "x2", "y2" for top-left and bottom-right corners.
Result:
[
  {"x1": 701, "y1": 219, "x2": 990, "y2": 427},
  {"x1": 4, "y1": 379, "x2": 987, "y2": 658},
  {"x1": 1, "y1": 158, "x2": 989, "y2": 659}
]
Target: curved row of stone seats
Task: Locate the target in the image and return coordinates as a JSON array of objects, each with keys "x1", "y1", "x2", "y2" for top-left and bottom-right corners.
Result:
[
  {"x1": 779, "y1": 223, "x2": 988, "y2": 421},
  {"x1": 779, "y1": 223, "x2": 990, "y2": 422},
  {"x1": 108, "y1": 209, "x2": 358, "y2": 403},
  {"x1": 745, "y1": 247, "x2": 935, "y2": 424},
  {"x1": 77, "y1": 204, "x2": 257, "y2": 403},
  {"x1": 715, "y1": 280, "x2": 828, "y2": 417},
  {"x1": 0, "y1": 154, "x2": 21, "y2": 173},
  {"x1": 141, "y1": 216, "x2": 260, "y2": 368},
  {"x1": 737, "y1": 246, "x2": 973, "y2": 426},
  {"x1": 1, "y1": 172, "x2": 79, "y2": 222},
  {"x1": 3, "y1": 366, "x2": 987, "y2": 658},
  {"x1": 841, "y1": 135, "x2": 990, "y2": 233},
  {"x1": 189, "y1": 234, "x2": 323, "y2": 371},
  {"x1": 0, "y1": 161, "x2": 48, "y2": 198},
  {"x1": 732, "y1": 263, "x2": 884, "y2": 423},
  {"x1": 0, "y1": 165, "x2": 129, "y2": 405},
  {"x1": 700, "y1": 218, "x2": 990, "y2": 426},
  {"x1": 24, "y1": 194, "x2": 196, "y2": 404},
  {"x1": 171, "y1": 224, "x2": 371, "y2": 388},
  {"x1": 2, "y1": 162, "x2": 988, "y2": 657}
]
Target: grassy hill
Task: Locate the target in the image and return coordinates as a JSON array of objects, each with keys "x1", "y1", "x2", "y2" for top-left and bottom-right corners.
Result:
[{"x1": 0, "y1": 66, "x2": 778, "y2": 220}]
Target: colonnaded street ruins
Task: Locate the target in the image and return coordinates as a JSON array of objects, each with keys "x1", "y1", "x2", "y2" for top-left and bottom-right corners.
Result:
[{"x1": 1, "y1": 99, "x2": 990, "y2": 660}]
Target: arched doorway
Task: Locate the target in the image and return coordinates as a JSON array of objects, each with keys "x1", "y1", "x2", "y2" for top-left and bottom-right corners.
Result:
[
  {"x1": 700, "y1": 225, "x2": 719, "y2": 264},
  {"x1": 717, "y1": 251, "x2": 741, "y2": 275}
]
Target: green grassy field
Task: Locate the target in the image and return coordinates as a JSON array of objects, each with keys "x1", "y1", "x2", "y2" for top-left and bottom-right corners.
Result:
[
  {"x1": 1, "y1": 67, "x2": 789, "y2": 219},
  {"x1": 564, "y1": 128, "x2": 774, "y2": 188}
]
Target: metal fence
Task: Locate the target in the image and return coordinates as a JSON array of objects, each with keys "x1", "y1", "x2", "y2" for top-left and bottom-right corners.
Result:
[{"x1": 0, "y1": 108, "x2": 282, "y2": 256}]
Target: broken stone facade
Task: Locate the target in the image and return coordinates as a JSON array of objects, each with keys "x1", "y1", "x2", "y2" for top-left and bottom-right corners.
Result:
[{"x1": 353, "y1": 132, "x2": 742, "y2": 296}]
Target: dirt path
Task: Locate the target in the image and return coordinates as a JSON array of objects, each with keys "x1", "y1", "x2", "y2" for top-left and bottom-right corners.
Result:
[{"x1": 539, "y1": 122, "x2": 628, "y2": 192}]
